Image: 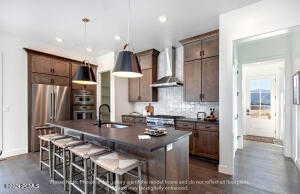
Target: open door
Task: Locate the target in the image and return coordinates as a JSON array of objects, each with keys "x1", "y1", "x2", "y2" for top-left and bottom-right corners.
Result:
[{"x1": 245, "y1": 77, "x2": 276, "y2": 138}]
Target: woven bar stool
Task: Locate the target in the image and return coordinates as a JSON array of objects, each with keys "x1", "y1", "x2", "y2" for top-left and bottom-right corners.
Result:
[
  {"x1": 39, "y1": 132, "x2": 66, "y2": 178},
  {"x1": 52, "y1": 137, "x2": 83, "y2": 191},
  {"x1": 91, "y1": 152, "x2": 143, "y2": 194},
  {"x1": 68, "y1": 143, "x2": 109, "y2": 194}
]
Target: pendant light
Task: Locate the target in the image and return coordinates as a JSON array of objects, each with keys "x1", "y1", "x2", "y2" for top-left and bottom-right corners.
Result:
[
  {"x1": 72, "y1": 18, "x2": 97, "y2": 85},
  {"x1": 112, "y1": 0, "x2": 143, "y2": 78}
]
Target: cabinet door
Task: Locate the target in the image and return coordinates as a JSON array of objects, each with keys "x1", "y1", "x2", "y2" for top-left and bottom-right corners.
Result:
[
  {"x1": 207, "y1": 131, "x2": 219, "y2": 160},
  {"x1": 202, "y1": 35, "x2": 219, "y2": 59},
  {"x1": 139, "y1": 54, "x2": 152, "y2": 70},
  {"x1": 52, "y1": 58, "x2": 70, "y2": 77},
  {"x1": 202, "y1": 57, "x2": 219, "y2": 102},
  {"x1": 129, "y1": 78, "x2": 140, "y2": 102},
  {"x1": 184, "y1": 40, "x2": 202, "y2": 61},
  {"x1": 31, "y1": 54, "x2": 53, "y2": 75},
  {"x1": 139, "y1": 69, "x2": 152, "y2": 102},
  {"x1": 52, "y1": 75, "x2": 69, "y2": 86},
  {"x1": 32, "y1": 73, "x2": 53, "y2": 85},
  {"x1": 184, "y1": 60, "x2": 202, "y2": 102},
  {"x1": 193, "y1": 130, "x2": 208, "y2": 156}
]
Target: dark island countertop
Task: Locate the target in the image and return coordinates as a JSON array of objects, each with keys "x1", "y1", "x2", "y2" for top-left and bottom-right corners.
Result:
[{"x1": 48, "y1": 119, "x2": 191, "y2": 152}]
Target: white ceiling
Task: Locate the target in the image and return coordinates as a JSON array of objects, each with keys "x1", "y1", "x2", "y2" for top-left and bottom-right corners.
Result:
[{"x1": 0, "y1": 0, "x2": 261, "y2": 62}]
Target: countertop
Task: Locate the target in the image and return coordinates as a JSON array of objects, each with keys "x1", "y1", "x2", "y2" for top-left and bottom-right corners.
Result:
[
  {"x1": 48, "y1": 119, "x2": 191, "y2": 152},
  {"x1": 122, "y1": 114, "x2": 219, "y2": 125}
]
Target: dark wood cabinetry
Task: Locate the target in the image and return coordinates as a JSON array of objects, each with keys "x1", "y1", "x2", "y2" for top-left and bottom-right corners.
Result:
[
  {"x1": 128, "y1": 49, "x2": 159, "y2": 102},
  {"x1": 180, "y1": 30, "x2": 219, "y2": 102},
  {"x1": 175, "y1": 120, "x2": 219, "y2": 160}
]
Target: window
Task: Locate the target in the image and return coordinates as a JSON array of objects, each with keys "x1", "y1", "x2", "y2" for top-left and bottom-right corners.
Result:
[{"x1": 249, "y1": 78, "x2": 272, "y2": 119}]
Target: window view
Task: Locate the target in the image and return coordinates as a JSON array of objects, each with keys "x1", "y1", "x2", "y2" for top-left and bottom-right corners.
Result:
[{"x1": 249, "y1": 78, "x2": 272, "y2": 119}]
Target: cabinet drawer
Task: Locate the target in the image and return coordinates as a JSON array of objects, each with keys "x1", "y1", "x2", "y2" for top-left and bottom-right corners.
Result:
[
  {"x1": 32, "y1": 73, "x2": 53, "y2": 85},
  {"x1": 175, "y1": 121, "x2": 195, "y2": 130},
  {"x1": 52, "y1": 75, "x2": 69, "y2": 86},
  {"x1": 195, "y1": 123, "x2": 218, "y2": 132},
  {"x1": 52, "y1": 58, "x2": 70, "y2": 77}
]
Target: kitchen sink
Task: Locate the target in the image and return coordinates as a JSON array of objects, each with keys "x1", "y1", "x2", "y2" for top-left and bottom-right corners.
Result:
[
  {"x1": 91, "y1": 122, "x2": 128, "y2": 128},
  {"x1": 102, "y1": 123, "x2": 128, "y2": 128}
]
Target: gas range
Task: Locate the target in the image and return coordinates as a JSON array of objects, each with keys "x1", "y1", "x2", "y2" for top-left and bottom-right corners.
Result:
[{"x1": 146, "y1": 115, "x2": 185, "y2": 127}]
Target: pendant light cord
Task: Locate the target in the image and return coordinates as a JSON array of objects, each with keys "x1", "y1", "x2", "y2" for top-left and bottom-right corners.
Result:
[
  {"x1": 126, "y1": 0, "x2": 136, "y2": 52},
  {"x1": 0, "y1": 52, "x2": 4, "y2": 156},
  {"x1": 126, "y1": 0, "x2": 131, "y2": 50},
  {"x1": 82, "y1": 18, "x2": 90, "y2": 66}
]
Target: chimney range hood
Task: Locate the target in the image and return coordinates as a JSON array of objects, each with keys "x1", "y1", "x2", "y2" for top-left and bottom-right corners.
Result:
[{"x1": 150, "y1": 47, "x2": 183, "y2": 88}]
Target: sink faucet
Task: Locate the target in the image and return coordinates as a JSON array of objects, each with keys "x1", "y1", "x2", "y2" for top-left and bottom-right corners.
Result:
[{"x1": 97, "y1": 104, "x2": 110, "y2": 127}]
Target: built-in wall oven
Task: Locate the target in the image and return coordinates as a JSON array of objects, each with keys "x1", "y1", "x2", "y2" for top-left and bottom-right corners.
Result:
[
  {"x1": 73, "y1": 106, "x2": 96, "y2": 120},
  {"x1": 72, "y1": 90, "x2": 96, "y2": 120},
  {"x1": 73, "y1": 90, "x2": 95, "y2": 105}
]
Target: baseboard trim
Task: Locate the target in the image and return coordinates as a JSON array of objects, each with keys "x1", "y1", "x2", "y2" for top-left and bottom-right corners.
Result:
[
  {"x1": 218, "y1": 164, "x2": 233, "y2": 175},
  {"x1": 0, "y1": 148, "x2": 28, "y2": 159}
]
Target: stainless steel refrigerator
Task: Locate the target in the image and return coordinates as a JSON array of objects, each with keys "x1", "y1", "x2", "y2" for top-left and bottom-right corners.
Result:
[{"x1": 31, "y1": 84, "x2": 70, "y2": 151}]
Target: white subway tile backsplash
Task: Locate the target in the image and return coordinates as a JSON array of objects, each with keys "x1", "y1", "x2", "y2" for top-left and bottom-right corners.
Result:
[{"x1": 132, "y1": 47, "x2": 219, "y2": 118}]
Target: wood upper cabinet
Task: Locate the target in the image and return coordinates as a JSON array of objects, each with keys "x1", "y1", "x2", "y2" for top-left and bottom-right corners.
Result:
[
  {"x1": 32, "y1": 73, "x2": 69, "y2": 86},
  {"x1": 52, "y1": 58, "x2": 70, "y2": 77},
  {"x1": 183, "y1": 40, "x2": 202, "y2": 61},
  {"x1": 202, "y1": 35, "x2": 219, "y2": 59},
  {"x1": 139, "y1": 69, "x2": 153, "y2": 101},
  {"x1": 129, "y1": 78, "x2": 140, "y2": 101},
  {"x1": 31, "y1": 53, "x2": 70, "y2": 77},
  {"x1": 184, "y1": 60, "x2": 202, "y2": 102},
  {"x1": 181, "y1": 30, "x2": 219, "y2": 102},
  {"x1": 31, "y1": 54, "x2": 53, "y2": 75},
  {"x1": 128, "y1": 49, "x2": 159, "y2": 102},
  {"x1": 201, "y1": 56, "x2": 219, "y2": 102}
]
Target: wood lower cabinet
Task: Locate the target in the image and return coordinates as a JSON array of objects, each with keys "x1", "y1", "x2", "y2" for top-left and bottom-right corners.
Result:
[
  {"x1": 201, "y1": 56, "x2": 219, "y2": 102},
  {"x1": 184, "y1": 60, "x2": 202, "y2": 102},
  {"x1": 175, "y1": 120, "x2": 219, "y2": 161},
  {"x1": 193, "y1": 129, "x2": 219, "y2": 160}
]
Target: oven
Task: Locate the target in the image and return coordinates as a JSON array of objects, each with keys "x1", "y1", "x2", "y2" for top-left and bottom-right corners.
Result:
[
  {"x1": 73, "y1": 90, "x2": 95, "y2": 105},
  {"x1": 73, "y1": 106, "x2": 96, "y2": 120}
]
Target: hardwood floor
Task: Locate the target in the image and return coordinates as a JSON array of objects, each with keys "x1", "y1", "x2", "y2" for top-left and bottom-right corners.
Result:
[{"x1": 0, "y1": 140, "x2": 299, "y2": 194}]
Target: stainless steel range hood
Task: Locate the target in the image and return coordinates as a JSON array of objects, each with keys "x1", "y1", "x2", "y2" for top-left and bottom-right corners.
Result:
[{"x1": 150, "y1": 47, "x2": 183, "y2": 88}]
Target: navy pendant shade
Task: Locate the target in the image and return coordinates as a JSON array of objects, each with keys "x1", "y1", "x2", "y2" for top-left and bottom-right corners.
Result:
[
  {"x1": 112, "y1": 50, "x2": 143, "y2": 78},
  {"x1": 72, "y1": 65, "x2": 97, "y2": 85}
]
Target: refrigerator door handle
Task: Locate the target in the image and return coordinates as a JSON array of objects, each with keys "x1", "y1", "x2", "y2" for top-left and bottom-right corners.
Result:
[
  {"x1": 53, "y1": 92, "x2": 56, "y2": 120},
  {"x1": 50, "y1": 92, "x2": 53, "y2": 121}
]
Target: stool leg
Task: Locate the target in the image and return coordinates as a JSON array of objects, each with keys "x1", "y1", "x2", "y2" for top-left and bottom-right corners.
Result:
[
  {"x1": 63, "y1": 148, "x2": 67, "y2": 191},
  {"x1": 138, "y1": 165, "x2": 142, "y2": 194},
  {"x1": 53, "y1": 145, "x2": 56, "y2": 180},
  {"x1": 69, "y1": 152, "x2": 73, "y2": 194},
  {"x1": 49, "y1": 141, "x2": 53, "y2": 178},
  {"x1": 93, "y1": 164, "x2": 97, "y2": 194},
  {"x1": 83, "y1": 158, "x2": 88, "y2": 194},
  {"x1": 115, "y1": 174, "x2": 120, "y2": 194},
  {"x1": 39, "y1": 139, "x2": 43, "y2": 171}
]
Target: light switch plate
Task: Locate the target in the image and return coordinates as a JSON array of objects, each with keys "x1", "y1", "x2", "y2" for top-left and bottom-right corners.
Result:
[{"x1": 166, "y1": 143, "x2": 173, "y2": 151}]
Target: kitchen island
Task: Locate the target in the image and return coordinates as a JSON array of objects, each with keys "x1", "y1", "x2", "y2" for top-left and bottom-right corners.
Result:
[{"x1": 48, "y1": 119, "x2": 191, "y2": 194}]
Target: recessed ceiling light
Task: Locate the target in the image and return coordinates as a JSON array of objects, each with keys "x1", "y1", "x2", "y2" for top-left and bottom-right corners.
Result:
[
  {"x1": 158, "y1": 15, "x2": 167, "y2": 23},
  {"x1": 86, "y1": 47, "x2": 92, "y2": 52},
  {"x1": 114, "y1": 35, "x2": 121, "y2": 40},
  {"x1": 55, "y1": 37, "x2": 63, "y2": 42}
]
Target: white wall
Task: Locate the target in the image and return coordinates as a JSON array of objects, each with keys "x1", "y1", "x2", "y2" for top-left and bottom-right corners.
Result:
[
  {"x1": 97, "y1": 52, "x2": 133, "y2": 122},
  {"x1": 219, "y1": 0, "x2": 300, "y2": 175},
  {"x1": 0, "y1": 33, "x2": 28, "y2": 158}
]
